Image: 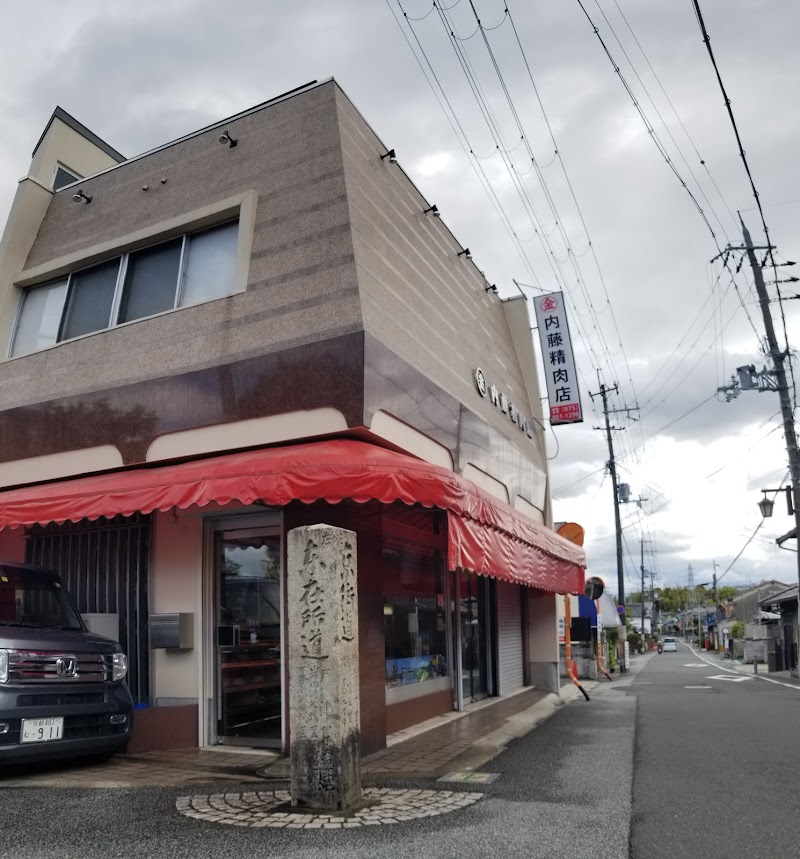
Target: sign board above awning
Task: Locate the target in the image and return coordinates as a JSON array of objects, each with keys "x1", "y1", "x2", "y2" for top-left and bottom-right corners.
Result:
[{"x1": 533, "y1": 291, "x2": 584, "y2": 425}]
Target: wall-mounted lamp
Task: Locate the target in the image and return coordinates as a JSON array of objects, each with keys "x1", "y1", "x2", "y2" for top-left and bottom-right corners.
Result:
[
  {"x1": 380, "y1": 149, "x2": 397, "y2": 163},
  {"x1": 71, "y1": 189, "x2": 92, "y2": 204},
  {"x1": 423, "y1": 204, "x2": 440, "y2": 217},
  {"x1": 485, "y1": 284, "x2": 498, "y2": 294},
  {"x1": 218, "y1": 130, "x2": 238, "y2": 148},
  {"x1": 758, "y1": 487, "x2": 794, "y2": 518},
  {"x1": 458, "y1": 248, "x2": 472, "y2": 260}
]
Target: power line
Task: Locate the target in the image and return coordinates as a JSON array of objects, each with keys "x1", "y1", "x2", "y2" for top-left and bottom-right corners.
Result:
[
  {"x1": 504, "y1": 0, "x2": 642, "y2": 419},
  {"x1": 617, "y1": 393, "x2": 716, "y2": 463},
  {"x1": 385, "y1": 0, "x2": 542, "y2": 289},
  {"x1": 593, "y1": 0, "x2": 734, "y2": 241},
  {"x1": 439, "y1": 0, "x2": 636, "y2": 403},
  {"x1": 610, "y1": 0, "x2": 738, "y2": 231},
  {"x1": 690, "y1": 0, "x2": 797, "y2": 408},
  {"x1": 391, "y1": 1, "x2": 616, "y2": 408},
  {"x1": 574, "y1": 0, "x2": 719, "y2": 245}
]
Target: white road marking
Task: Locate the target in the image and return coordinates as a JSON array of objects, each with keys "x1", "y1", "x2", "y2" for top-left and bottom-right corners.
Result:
[
  {"x1": 683, "y1": 663, "x2": 708, "y2": 668},
  {"x1": 686, "y1": 644, "x2": 800, "y2": 691},
  {"x1": 684, "y1": 685, "x2": 712, "y2": 689},
  {"x1": 705, "y1": 674, "x2": 751, "y2": 682}
]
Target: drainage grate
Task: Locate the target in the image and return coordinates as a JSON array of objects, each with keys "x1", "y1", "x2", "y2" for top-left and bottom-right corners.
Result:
[{"x1": 437, "y1": 771, "x2": 500, "y2": 784}]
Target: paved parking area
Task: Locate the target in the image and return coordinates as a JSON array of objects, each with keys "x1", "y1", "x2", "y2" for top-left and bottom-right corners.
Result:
[{"x1": 0, "y1": 686, "x2": 563, "y2": 788}]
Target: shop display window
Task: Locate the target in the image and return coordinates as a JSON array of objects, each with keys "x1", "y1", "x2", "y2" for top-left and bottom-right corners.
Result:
[{"x1": 383, "y1": 545, "x2": 448, "y2": 689}]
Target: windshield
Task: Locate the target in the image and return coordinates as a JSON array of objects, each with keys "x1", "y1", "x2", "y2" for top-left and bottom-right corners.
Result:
[{"x1": 0, "y1": 568, "x2": 83, "y2": 631}]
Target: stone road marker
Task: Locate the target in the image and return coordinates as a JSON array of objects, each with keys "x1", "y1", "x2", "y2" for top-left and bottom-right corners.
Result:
[{"x1": 287, "y1": 524, "x2": 361, "y2": 812}]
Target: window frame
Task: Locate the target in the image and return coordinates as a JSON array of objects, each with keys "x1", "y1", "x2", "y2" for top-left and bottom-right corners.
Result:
[
  {"x1": 51, "y1": 163, "x2": 83, "y2": 191},
  {"x1": 9, "y1": 220, "x2": 238, "y2": 359}
]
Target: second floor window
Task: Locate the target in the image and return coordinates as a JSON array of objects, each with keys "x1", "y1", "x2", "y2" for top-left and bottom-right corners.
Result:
[{"x1": 11, "y1": 221, "x2": 238, "y2": 358}]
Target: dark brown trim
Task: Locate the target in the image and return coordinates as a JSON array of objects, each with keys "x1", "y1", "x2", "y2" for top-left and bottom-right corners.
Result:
[{"x1": 0, "y1": 332, "x2": 365, "y2": 471}]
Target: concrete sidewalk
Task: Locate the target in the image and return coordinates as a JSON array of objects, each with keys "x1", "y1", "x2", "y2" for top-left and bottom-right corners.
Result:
[{"x1": 0, "y1": 682, "x2": 595, "y2": 789}]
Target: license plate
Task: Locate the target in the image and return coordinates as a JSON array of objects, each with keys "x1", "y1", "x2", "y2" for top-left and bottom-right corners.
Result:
[{"x1": 21, "y1": 717, "x2": 64, "y2": 743}]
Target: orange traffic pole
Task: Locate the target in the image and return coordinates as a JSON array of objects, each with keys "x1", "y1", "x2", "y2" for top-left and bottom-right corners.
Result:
[{"x1": 564, "y1": 594, "x2": 590, "y2": 701}]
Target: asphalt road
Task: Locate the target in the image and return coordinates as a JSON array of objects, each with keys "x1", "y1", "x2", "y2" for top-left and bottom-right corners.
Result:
[
  {"x1": 4, "y1": 647, "x2": 796, "y2": 859},
  {"x1": 627, "y1": 642, "x2": 800, "y2": 859},
  {"x1": 0, "y1": 687, "x2": 635, "y2": 859}
]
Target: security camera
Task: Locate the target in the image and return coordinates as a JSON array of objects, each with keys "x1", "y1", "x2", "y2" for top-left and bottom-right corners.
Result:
[{"x1": 218, "y1": 130, "x2": 237, "y2": 148}]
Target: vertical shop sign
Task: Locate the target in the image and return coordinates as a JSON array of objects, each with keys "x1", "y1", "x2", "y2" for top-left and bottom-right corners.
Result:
[{"x1": 533, "y1": 291, "x2": 583, "y2": 425}]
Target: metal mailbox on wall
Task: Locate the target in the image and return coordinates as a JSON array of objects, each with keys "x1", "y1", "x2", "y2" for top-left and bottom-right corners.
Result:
[{"x1": 150, "y1": 613, "x2": 194, "y2": 650}]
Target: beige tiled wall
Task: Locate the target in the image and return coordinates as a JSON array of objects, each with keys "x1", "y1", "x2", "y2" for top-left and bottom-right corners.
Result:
[
  {"x1": 335, "y1": 87, "x2": 547, "y2": 481},
  {"x1": 0, "y1": 82, "x2": 363, "y2": 409}
]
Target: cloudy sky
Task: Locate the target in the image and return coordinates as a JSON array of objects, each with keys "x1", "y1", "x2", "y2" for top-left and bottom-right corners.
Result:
[{"x1": 1, "y1": 0, "x2": 798, "y2": 595}]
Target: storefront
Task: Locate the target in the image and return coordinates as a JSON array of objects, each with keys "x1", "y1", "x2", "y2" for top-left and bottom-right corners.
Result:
[
  {"x1": 0, "y1": 79, "x2": 586, "y2": 756},
  {"x1": 0, "y1": 438, "x2": 584, "y2": 755}
]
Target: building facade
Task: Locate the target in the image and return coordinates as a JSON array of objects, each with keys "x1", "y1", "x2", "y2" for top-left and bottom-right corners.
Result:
[{"x1": 0, "y1": 80, "x2": 584, "y2": 755}]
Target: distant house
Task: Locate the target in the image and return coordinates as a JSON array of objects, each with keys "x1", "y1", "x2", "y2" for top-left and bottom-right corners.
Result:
[
  {"x1": 625, "y1": 602, "x2": 653, "y2": 635},
  {"x1": 759, "y1": 585, "x2": 798, "y2": 675},
  {"x1": 730, "y1": 581, "x2": 790, "y2": 625}
]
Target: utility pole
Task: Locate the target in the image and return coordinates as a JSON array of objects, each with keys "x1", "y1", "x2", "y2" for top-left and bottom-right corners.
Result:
[
  {"x1": 649, "y1": 570, "x2": 658, "y2": 637},
  {"x1": 640, "y1": 538, "x2": 652, "y2": 637},
  {"x1": 641, "y1": 539, "x2": 646, "y2": 637},
  {"x1": 590, "y1": 377, "x2": 630, "y2": 672},
  {"x1": 712, "y1": 561, "x2": 720, "y2": 652},
  {"x1": 742, "y1": 218, "x2": 800, "y2": 666}
]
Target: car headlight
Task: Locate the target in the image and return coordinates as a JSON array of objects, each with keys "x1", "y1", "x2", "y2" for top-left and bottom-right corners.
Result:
[
  {"x1": 0, "y1": 650, "x2": 7, "y2": 684},
  {"x1": 111, "y1": 652, "x2": 127, "y2": 682}
]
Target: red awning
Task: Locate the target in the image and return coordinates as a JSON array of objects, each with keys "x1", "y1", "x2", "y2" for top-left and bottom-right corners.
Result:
[{"x1": 0, "y1": 439, "x2": 584, "y2": 593}]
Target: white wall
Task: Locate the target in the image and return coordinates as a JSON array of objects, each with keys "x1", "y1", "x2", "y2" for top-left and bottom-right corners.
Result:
[
  {"x1": 150, "y1": 508, "x2": 204, "y2": 704},
  {"x1": 527, "y1": 589, "x2": 559, "y2": 693}
]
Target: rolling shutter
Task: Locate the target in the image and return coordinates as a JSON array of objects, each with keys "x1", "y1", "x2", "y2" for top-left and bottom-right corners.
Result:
[{"x1": 496, "y1": 579, "x2": 524, "y2": 696}]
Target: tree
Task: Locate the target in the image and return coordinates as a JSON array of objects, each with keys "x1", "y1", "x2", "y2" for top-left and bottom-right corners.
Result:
[
  {"x1": 730, "y1": 621, "x2": 745, "y2": 640},
  {"x1": 718, "y1": 586, "x2": 738, "y2": 602}
]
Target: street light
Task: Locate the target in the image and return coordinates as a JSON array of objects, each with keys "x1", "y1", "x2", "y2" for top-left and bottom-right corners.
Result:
[{"x1": 758, "y1": 487, "x2": 794, "y2": 518}]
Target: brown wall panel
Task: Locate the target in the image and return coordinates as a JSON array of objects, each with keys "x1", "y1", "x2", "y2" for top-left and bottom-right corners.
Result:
[
  {"x1": 0, "y1": 332, "x2": 364, "y2": 468},
  {"x1": 126, "y1": 704, "x2": 198, "y2": 753},
  {"x1": 385, "y1": 689, "x2": 452, "y2": 736}
]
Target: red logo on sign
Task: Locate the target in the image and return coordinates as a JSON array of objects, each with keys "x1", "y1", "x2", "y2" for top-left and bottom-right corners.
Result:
[{"x1": 540, "y1": 296, "x2": 558, "y2": 312}]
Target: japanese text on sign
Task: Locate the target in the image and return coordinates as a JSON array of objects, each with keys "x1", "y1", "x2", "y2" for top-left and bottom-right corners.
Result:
[{"x1": 533, "y1": 292, "x2": 583, "y2": 425}]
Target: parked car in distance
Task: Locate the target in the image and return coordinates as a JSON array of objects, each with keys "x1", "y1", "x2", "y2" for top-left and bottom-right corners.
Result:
[
  {"x1": 662, "y1": 636, "x2": 678, "y2": 652},
  {"x1": 0, "y1": 562, "x2": 133, "y2": 767}
]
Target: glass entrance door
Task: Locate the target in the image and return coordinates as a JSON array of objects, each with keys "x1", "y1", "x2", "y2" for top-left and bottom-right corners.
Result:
[
  {"x1": 460, "y1": 572, "x2": 493, "y2": 702},
  {"x1": 215, "y1": 527, "x2": 282, "y2": 747}
]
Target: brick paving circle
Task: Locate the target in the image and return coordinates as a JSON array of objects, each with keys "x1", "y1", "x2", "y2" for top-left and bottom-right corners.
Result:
[{"x1": 176, "y1": 787, "x2": 483, "y2": 828}]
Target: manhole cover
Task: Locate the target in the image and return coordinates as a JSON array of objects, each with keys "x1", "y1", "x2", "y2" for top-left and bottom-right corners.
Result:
[{"x1": 437, "y1": 772, "x2": 499, "y2": 784}]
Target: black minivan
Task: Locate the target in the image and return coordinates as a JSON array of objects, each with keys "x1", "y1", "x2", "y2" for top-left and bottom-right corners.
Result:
[{"x1": 0, "y1": 562, "x2": 133, "y2": 766}]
